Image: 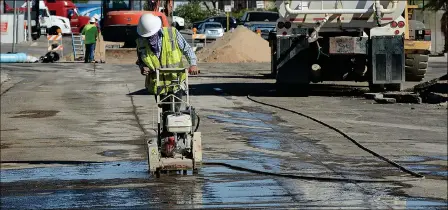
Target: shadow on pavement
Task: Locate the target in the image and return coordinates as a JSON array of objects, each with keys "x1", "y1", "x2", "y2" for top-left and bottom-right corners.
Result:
[
  {"x1": 193, "y1": 74, "x2": 272, "y2": 80},
  {"x1": 127, "y1": 88, "x2": 149, "y2": 95}
]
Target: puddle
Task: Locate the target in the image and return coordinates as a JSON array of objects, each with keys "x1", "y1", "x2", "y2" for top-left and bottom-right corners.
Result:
[
  {"x1": 396, "y1": 155, "x2": 448, "y2": 162},
  {"x1": 405, "y1": 198, "x2": 448, "y2": 209},
  {"x1": 0, "y1": 161, "x2": 149, "y2": 183},
  {"x1": 226, "y1": 111, "x2": 273, "y2": 121},
  {"x1": 207, "y1": 115, "x2": 274, "y2": 130},
  {"x1": 404, "y1": 164, "x2": 448, "y2": 177},
  {"x1": 203, "y1": 178, "x2": 293, "y2": 205},
  {"x1": 248, "y1": 135, "x2": 281, "y2": 150}
]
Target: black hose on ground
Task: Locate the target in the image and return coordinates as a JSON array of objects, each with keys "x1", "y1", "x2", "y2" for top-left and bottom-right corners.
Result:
[
  {"x1": 202, "y1": 162, "x2": 420, "y2": 183},
  {"x1": 246, "y1": 95, "x2": 425, "y2": 179}
]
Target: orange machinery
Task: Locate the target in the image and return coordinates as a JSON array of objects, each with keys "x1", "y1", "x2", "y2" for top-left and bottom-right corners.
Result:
[{"x1": 101, "y1": 0, "x2": 172, "y2": 46}]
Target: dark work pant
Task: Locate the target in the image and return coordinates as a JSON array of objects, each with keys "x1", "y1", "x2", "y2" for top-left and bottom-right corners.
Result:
[
  {"x1": 84, "y1": 43, "x2": 96, "y2": 63},
  {"x1": 156, "y1": 91, "x2": 184, "y2": 113}
]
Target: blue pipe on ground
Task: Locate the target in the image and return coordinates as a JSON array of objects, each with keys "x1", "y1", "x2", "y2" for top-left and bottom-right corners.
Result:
[{"x1": 0, "y1": 53, "x2": 28, "y2": 63}]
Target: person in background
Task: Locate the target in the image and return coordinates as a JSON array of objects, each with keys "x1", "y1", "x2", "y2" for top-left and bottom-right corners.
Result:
[
  {"x1": 92, "y1": 14, "x2": 101, "y2": 31},
  {"x1": 81, "y1": 17, "x2": 98, "y2": 63}
]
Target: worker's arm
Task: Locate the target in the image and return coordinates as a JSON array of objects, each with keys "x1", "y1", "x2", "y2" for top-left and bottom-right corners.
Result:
[
  {"x1": 174, "y1": 28, "x2": 197, "y2": 66},
  {"x1": 81, "y1": 26, "x2": 86, "y2": 35},
  {"x1": 135, "y1": 39, "x2": 149, "y2": 76}
]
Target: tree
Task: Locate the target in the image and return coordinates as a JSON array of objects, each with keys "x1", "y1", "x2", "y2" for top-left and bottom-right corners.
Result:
[{"x1": 175, "y1": 2, "x2": 217, "y2": 25}]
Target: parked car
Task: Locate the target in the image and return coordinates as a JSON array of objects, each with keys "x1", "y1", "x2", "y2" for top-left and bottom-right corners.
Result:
[
  {"x1": 193, "y1": 16, "x2": 237, "y2": 32},
  {"x1": 239, "y1": 11, "x2": 279, "y2": 26},
  {"x1": 245, "y1": 21, "x2": 276, "y2": 40},
  {"x1": 197, "y1": 22, "x2": 224, "y2": 40}
]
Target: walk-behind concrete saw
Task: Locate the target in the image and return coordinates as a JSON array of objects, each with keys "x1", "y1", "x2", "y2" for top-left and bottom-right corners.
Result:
[{"x1": 146, "y1": 68, "x2": 202, "y2": 177}]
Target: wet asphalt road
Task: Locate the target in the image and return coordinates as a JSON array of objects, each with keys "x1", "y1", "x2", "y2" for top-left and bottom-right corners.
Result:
[{"x1": 1, "y1": 61, "x2": 447, "y2": 209}]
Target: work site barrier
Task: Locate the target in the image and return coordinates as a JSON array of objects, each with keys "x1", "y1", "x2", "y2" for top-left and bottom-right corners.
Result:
[
  {"x1": 47, "y1": 34, "x2": 63, "y2": 58},
  {"x1": 191, "y1": 33, "x2": 206, "y2": 52}
]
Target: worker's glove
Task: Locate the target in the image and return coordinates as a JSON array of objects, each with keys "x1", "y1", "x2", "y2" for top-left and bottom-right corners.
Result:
[
  {"x1": 188, "y1": 65, "x2": 199, "y2": 75},
  {"x1": 140, "y1": 66, "x2": 151, "y2": 76}
]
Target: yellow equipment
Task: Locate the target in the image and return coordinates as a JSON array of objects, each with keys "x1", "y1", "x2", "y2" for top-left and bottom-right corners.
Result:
[{"x1": 404, "y1": 3, "x2": 432, "y2": 81}]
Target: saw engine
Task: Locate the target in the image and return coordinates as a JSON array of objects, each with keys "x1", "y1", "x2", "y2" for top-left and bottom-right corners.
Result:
[{"x1": 162, "y1": 113, "x2": 193, "y2": 157}]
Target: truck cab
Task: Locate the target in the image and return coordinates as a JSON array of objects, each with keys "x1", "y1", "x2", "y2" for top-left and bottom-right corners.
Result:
[
  {"x1": 20, "y1": 1, "x2": 72, "y2": 35},
  {"x1": 44, "y1": 0, "x2": 90, "y2": 34}
]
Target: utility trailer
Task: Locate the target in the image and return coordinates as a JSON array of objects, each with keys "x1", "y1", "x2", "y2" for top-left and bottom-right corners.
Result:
[{"x1": 269, "y1": 0, "x2": 409, "y2": 92}]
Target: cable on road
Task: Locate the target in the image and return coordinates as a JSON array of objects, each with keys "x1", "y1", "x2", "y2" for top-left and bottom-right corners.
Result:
[
  {"x1": 202, "y1": 162, "x2": 420, "y2": 183},
  {"x1": 246, "y1": 95, "x2": 425, "y2": 179}
]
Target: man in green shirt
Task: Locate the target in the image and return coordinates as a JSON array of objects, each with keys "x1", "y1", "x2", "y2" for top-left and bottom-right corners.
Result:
[{"x1": 81, "y1": 18, "x2": 99, "y2": 63}]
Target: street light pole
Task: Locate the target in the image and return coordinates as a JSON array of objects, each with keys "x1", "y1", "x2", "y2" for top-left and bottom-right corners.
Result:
[
  {"x1": 27, "y1": 0, "x2": 32, "y2": 42},
  {"x1": 12, "y1": 0, "x2": 17, "y2": 53}
]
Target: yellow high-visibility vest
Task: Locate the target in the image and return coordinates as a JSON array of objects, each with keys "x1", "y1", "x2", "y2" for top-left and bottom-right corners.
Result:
[{"x1": 136, "y1": 27, "x2": 185, "y2": 95}]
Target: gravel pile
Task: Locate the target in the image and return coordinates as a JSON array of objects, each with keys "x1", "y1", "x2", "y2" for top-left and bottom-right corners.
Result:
[{"x1": 197, "y1": 26, "x2": 271, "y2": 63}]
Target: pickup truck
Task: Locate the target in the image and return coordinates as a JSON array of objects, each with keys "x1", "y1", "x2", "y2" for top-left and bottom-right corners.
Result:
[
  {"x1": 244, "y1": 21, "x2": 276, "y2": 40},
  {"x1": 239, "y1": 11, "x2": 279, "y2": 26}
]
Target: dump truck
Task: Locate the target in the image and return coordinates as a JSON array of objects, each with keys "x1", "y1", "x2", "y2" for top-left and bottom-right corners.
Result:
[{"x1": 269, "y1": 0, "x2": 422, "y2": 92}]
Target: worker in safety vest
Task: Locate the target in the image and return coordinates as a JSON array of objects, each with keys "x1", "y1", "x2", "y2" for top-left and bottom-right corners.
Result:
[
  {"x1": 135, "y1": 13, "x2": 199, "y2": 98},
  {"x1": 81, "y1": 17, "x2": 98, "y2": 63}
]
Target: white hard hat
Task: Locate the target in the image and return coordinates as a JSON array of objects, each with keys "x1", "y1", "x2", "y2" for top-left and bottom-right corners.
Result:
[
  {"x1": 137, "y1": 13, "x2": 162, "y2": 37},
  {"x1": 90, "y1": 17, "x2": 96, "y2": 23},
  {"x1": 93, "y1": 14, "x2": 100, "y2": 21}
]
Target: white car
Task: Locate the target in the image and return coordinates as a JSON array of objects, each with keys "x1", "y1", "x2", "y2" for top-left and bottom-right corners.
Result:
[
  {"x1": 159, "y1": 7, "x2": 185, "y2": 30},
  {"x1": 172, "y1": 16, "x2": 185, "y2": 30}
]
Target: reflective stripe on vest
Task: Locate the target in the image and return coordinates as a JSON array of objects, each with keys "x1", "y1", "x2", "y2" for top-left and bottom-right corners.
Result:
[{"x1": 136, "y1": 27, "x2": 185, "y2": 95}]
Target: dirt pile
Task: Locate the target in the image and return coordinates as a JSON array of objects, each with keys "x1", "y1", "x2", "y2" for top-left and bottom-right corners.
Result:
[{"x1": 196, "y1": 26, "x2": 271, "y2": 63}]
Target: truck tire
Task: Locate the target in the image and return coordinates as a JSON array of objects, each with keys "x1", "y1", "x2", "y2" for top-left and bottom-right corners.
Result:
[{"x1": 405, "y1": 54, "x2": 429, "y2": 81}]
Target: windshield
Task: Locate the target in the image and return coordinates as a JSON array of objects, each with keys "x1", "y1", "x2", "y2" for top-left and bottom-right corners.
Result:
[
  {"x1": 247, "y1": 12, "x2": 279, "y2": 22},
  {"x1": 39, "y1": 9, "x2": 49, "y2": 17},
  {"x1": 104, "y1": 0, "x2": 144, "y2": 11},
  {"x1": 104, "y1": 0, "x2": 129, "y2": 10},
  {"x1": 205, "y1": 23, "x2": 221, "y2": 29}
]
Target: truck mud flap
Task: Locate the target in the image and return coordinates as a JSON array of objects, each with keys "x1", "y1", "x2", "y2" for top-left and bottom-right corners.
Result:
[
  {"x1": 371, "y1": 36, "x2": 405, "y2": 84},
  {"x1": 275, "y1": 36, "x2": 310, "y2": 85}
]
